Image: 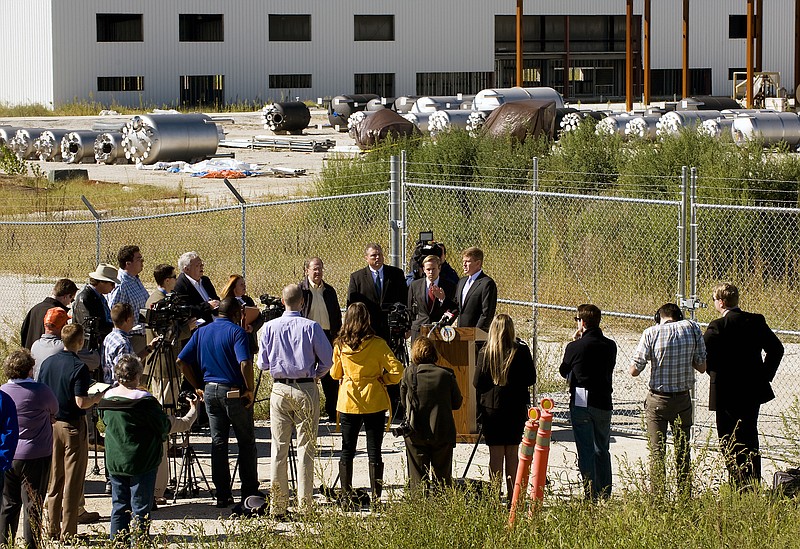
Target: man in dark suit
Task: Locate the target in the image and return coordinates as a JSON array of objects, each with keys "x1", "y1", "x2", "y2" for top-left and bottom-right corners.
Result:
[
  {"x1": 408, "y1": 255, "x2": 456, "y2": 342},
  {"x1": 299, "y1": 257, "x2": 343, "y2": 422},
  {"x1": 454, "y1": 247, "x2": 497, "y2": 331},
  {"x1": 21, "y1": 278, "x2": 78, "y2": 350},
  {"x1": 347, "y1": 243, "x2": 408, "y2": 343},
  {"x1": 173, "y1": 251, "x2": 220, "y2": 326},
  {"x1": 704, "y1": 282, "x2": 784, "y2": 487}
]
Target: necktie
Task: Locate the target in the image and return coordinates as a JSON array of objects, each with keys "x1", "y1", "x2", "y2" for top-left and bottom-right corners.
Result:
[
  {"x1": 374, "y1": 273, "x2": 382, "y2": 298},
  {"x1": 427, "y1": 284, "x2": 435, "y2": 312}
]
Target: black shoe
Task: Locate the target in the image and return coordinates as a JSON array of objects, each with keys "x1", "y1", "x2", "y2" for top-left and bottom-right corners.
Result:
[{"x1": 216, "y1": 496, "x2": 234, "y2": 508}]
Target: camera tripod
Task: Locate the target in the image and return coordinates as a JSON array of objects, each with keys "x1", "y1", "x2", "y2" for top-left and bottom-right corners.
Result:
[
  {"x1": 145, "y1": 322, "x2": 214, "y2": 501},
  {"x1": 388, "y1": 331, "x2": 410, "y2": 423}
]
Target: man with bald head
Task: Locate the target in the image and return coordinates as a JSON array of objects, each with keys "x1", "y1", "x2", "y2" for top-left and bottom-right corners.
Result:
[{"x1": 259, "y1": 284, "x2": 333, "y2": 519}]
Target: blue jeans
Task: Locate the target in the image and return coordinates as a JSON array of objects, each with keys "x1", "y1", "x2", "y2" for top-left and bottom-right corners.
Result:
[
  {"x1": 570, "y1": 405, "x2": 612, "y2": 499},
  {"x1": 204, "y1": 383, "x2": 259, "y2": 501},
  {"x1": 109, "y1": 469, "x2": 157, "y2": 540}
]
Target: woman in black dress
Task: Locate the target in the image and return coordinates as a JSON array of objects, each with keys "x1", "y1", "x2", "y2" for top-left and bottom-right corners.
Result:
[{"x1": 473, "y1": 314, "x2": 536, "y2": 500}]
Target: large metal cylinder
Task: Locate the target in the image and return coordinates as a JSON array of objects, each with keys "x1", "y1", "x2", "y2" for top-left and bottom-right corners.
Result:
[
  {"x1": 261, "y1": 102, "x2": 311, "y2": 133},
  {"x1": 366, "y1": 98, "x2": 390, "y2": 111},
  {"x1": 10, "y1": 128, "x2": 47, "y2": 159},
  {"x1": 121, "y1": 113, "x2": 222, "y2": 165},
  {"x1": 393, "y1": 96, "x2": 418, "y2": 114},
  {"x1": 624, "y1": 116, "x2": 661, "y2": 140},
  {"x1": 347, "y1": 111, "x2": 377, "y2": 140},
  {"x1": 731, "y1": 112, "x2": 800, "y2": 147},
  {"x1": 328, "y1": 94, "x2": 380, "y2": 131},
  {"x1": 472, "y1": 87, "x2": 565, "y2": 112},
  {"x1": 427, "y1": 110, "x2": 475, "y2": 138},
  {"x1": 402, "y1": 112, "x2": 431, "y2": 133},
  {"x1": 595, "y1": 113, "x2": 633, "y2": 136},
  {"x1": 34, "y1": 129, "x2": 70, "y2": 161},
  {"x1": 465, "y1": 111, "x2": 489, "y2": 137},
  {"x1": 412, "y1": 95, "x2": 475, "y2": 114},
  {"x1": 698, "y1": 118, "x2": 734, "y2": 139},
  {"x1": 656, "y1": 110, "x2": 722, "y2": 136},
  {"x1": 94, "y1": 132, "x2": 128, "y2": 164},
  {"x1": 62, "y1": 131, "x2": 102, "y2": 164},
  {"x1": 0, "y1": 127, "x2": 22, "y2": 146}
]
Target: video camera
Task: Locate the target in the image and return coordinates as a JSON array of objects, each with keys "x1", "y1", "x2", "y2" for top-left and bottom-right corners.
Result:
[
  {"x1": 409, "y1": 230, "x2": 445, "y2": 281},
  {"x1": 176, "y1": 389, "x2": 197, "y2": 417},
  {"x1": 259, "y1": 294, "x2": 286, "y2": 323},
  {"x1": 140, "y1": 294, "x2": 193, "y2": 336},
  {"x1": 385, "y1": 302, "x2": 412, "y2": 335}
]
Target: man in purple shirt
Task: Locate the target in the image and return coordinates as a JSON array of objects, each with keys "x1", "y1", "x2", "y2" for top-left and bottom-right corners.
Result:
[{"x1": 258, "y1": 284, "x2": 333, "y2": 519}]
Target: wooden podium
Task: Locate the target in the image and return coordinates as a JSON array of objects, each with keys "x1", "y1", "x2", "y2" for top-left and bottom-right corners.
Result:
[{"x1": 421, "y1": 326, "x2": 488, "y2": 443}]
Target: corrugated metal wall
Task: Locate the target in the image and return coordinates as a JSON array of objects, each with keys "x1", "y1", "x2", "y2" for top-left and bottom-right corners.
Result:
[{"x1": 2, "y1": 0, "x2": 797, "y2": 107}]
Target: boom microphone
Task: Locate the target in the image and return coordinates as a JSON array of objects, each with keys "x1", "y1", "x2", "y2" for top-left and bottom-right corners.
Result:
[{"x1": 433, "y1": 310, "x2": 457, "y2": 332}]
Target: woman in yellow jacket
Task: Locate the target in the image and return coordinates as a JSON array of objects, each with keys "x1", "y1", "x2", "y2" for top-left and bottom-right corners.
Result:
[{"x1": 331, "y1": 302, "x2": 403, "y2": 506}]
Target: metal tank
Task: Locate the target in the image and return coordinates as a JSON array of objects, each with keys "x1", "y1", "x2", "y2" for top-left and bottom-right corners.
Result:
[
  {"x1": 731, "y1": 112, "x2": 800, "y2": 147},
  {"x1": 595, "y1": 113, "x2": 633, "y2": 136},
  {"x1": 10, "y1": 128, "x2": 47, "y2": 159},
  {"x1": 261, "y1": 102, "x2": 311, "y2": 133},
  {"x1": 366, "y1": 98, "x2": 389, "y2": 111},
  {"x1": 402, "y1": 112, "x2": 431, "y2": 133},
  {"x1": 347, "y1": 111, "x2": 377, "y2": 140},
  {"x1": 427, "y1": 110, "x2": 475, "y2": 138},
  {"x1": 465, "y1": 111, "x2": 489, "y2": 137},
  {"x1": 121, "y1": 113, "x2": 223, "y2": 165},
  {"x1": 472, "y1": 87, "x2": 565, "y2": 112},
  {"x1": 412, "y1": 95, "x2": 475, "y2": 114},
  {"x1": 656, "y1": 110, "x2": 722, "y2": 137},
  {"x1": 698, "y1": 118, "x2": 734, "y2": 139},
  {"x1": 624, "y1": 116, "x2": 661, "y2": 140},
  {"x1": 0, "y1": 127, "x2": 21, "y2": 146},
  {"x1": 34, "y1": 129, "x2": 70, "y2": 161},
  {"x1": 328, "y1": 94, "x2": 380, "y2": 131},
  {"x1": 62, "y1": 131, "x2": 102, "y2": 164},
  {"x1": 94, "y1": 132, "x2": 128, "y2": 164},
  {"x1": 393, "y1": 96, "x2": 418, "y2": 114}
]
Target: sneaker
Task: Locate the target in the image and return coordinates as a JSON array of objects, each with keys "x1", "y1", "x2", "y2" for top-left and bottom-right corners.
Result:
[{"x1": 77, "y1": 510, "x2": 100, "y2": 524}]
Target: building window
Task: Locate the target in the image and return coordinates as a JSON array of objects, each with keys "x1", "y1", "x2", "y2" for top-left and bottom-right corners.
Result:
[
  {"x1": 728, "y1": 67, "x2": 746, "y2": 80},
  {"x1": 494, "y1": 14, "x2": 636, "y2": 54},
  {"x1": 651, "y1": 68, "x2": 712, "y2": 97},
  {"x1": 269, "y1": 74, "x2": 312, "y2": 89},
  {"x1": 416, "y1": 72, "x2": 494, "y2": 96},
  {"x1": 269, "y1": 15, "x2": 311, "y2": 41},
  {"x1": 354, "y1": 73, "x2": 395, "y2": 97},
  {"x1": 97, "y1": 76, "x2": 144, "y2": 92},
  {"x1": 180, "y1": 14, "x2": 224, "y2": 42},
  {"x1": 180, "y1": 75, "x2": 225, "y2": 107},
  {"x1": 729, "y1": 15, "x2": 747, "y2": 39},
  {"x1": 97, "y1": 14, "x2": 143, "y2": 42},
  {"x1": 354, "y1": 15, "x2": 394, "y2": 41}
]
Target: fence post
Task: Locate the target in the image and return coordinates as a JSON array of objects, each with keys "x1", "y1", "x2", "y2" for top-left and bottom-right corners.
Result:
[
  {"x1": 689, "y1": 167, "x2": 699, "y2": 320},
  {"x1": 223, "y1": 179, "x2": 247, "y2": 278},
  {"x1": 81, "y1": 195, "x2": 102, "y2": 265},
  {"x1": 389, "y1": 155, "x2": 402, "y2": 268},
  {"x1": 677, "y1": 167, "x2": 688, "y2": 310},
  {"x1": 400, "y1": 149, "x2": 408, "y2": 270},
  {"x1": 531, "y1": 156, "x2": 539, "y2": 394}
]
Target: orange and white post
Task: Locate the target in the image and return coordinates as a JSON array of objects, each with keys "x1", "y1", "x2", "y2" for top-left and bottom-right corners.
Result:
[
  {"x1": 528, "y1": 398, "x2": 555, "y2": 508},
  {"x1": 507, "y1": 407, "x2": 539, "y2": 526}
]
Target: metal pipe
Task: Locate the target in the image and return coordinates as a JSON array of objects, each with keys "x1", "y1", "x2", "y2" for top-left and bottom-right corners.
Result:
[
  {"x1": 62, "y1": 131, "x2": 101, "y2": 164},
  {"x1": 644, "y1": 0, "x2": 651, "y2": 106},
  {"x1": 689, "y1": 167, "x2": 698, "y2": 320},
  {"x1": 756, "y1": 0, "x2": 763, "y2": 72},
  {"x1": 747, "y1": 0, "x2": 754, "y2": 108},
  {"x1": 400, "y1": 149, "x2": 408, "y2": 272},
  {"x1": 677, "y1": 166, "x2": 688, "y2": 307},
  {"x1": 626, "y1": 0, "x2": 633, "y2": 111},
  {"x1": 531, "y1": 156, "x2": 539, "y2": 353},
  {"x1": 121, "y1": 114, "x2": 222, "y2": 165},
  {"x1": 516, "y1": 0, "x2": 523, "y2": 87},
  {"x1": 389, "y1": 155, "x2": 401, "y2": 268},
  {"x1": 34, "y1": 129, "x2": 70, "y2": 161},
  {"x1": 683, "y1": 0, "x2": 690, "y2": 99},
  {"x1": 94, "y1": 132, "x2": 127, "y2": 164},
  {"x1": 10, "y1": 128, "x2": 47, "y2": 160}
]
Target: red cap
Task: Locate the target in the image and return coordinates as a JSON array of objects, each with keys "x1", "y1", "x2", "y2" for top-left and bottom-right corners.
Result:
[{"x1": 43, "y1": 307, "x2": 70, "y2": 330}]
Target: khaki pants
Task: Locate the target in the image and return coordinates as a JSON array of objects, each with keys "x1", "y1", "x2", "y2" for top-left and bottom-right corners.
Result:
[{"x1": 47, "y1": 418, "x2": 88, "y2": 540}]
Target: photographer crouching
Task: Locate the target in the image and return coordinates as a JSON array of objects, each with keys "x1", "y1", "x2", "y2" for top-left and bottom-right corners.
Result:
[
  {"x1": 398, "y1": 337, "x2": 462, "y2": 492},
  {"x1": 98, "y1": 354, "x2": 196, "y2": 543}
]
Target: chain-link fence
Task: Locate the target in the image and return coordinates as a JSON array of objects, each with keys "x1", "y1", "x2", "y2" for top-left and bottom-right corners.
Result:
[{"x1": 1, "y1": 159, "x2": 799, "y2": 454}]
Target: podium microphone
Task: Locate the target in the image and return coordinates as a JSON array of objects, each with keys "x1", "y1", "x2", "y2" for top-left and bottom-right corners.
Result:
[{"x1": 433, "y1": 310, "x2": 457, "y2": 332}]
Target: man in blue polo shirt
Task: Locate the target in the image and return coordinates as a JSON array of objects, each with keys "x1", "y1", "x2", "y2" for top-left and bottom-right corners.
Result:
[{"x1": 176, "y1": 297, "x2": 259, "y2": 508}]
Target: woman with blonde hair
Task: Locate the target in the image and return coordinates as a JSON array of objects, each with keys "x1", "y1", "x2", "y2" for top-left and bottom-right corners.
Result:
[
  {"x1": 330, "y1": 302, "x2": 403, "y2": 507},
  {"x1": 473, "y1": 314, "x2": 536, "y2": 502},
  {"x1": 219, "y1": 274, "x2": 263, "y2": 354}
]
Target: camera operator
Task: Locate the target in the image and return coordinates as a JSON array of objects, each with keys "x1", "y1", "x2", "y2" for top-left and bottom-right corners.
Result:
[
  {"x1": 406, "y1": 235, "x2": 459, "y2": 287},
  {"x1": 408, "y1": 255, "x2": 457, "y2": 343}
]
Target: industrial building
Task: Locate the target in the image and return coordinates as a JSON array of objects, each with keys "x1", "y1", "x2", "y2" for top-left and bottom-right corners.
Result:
[{"x1": 1, "y1": 1, "x2": 797, "y2": 108}]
